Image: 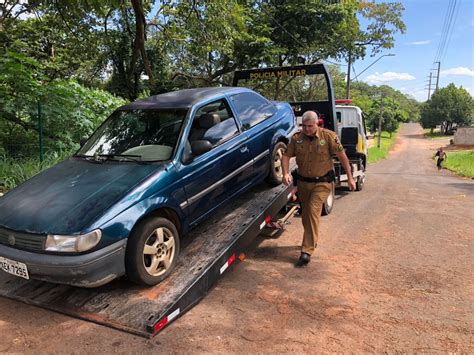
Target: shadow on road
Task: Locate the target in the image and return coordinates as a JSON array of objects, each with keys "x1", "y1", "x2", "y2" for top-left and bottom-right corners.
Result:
[
  {"x1": 403, "y1": 133, "x2": 425, "y2": 139},
  {"x1": 445, "y1": 182, "x2": 474, "y2": 193}
]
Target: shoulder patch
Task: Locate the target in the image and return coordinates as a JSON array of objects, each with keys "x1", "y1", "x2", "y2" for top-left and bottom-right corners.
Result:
[{"x1": 292, "y1": 131, "x2": 304, "y2": 144}]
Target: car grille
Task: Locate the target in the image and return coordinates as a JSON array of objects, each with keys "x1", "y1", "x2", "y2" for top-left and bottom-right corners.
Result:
[{"x1": 0, "y1": 226, "x2": 46, "y2": 252}]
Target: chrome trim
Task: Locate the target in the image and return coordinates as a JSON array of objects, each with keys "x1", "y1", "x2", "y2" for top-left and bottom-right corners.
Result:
[
  {"x1": 187, "y1": 158, "x2": 255, "y2": 205},
  {"x1": 254, "y1": 149, "x2": 269, "y2": 162},
  {"x1": 183, "y1": 149, "x2": 270, "y2": 208}
]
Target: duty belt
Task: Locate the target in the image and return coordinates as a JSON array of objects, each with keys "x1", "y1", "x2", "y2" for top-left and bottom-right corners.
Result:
[{"x1": 292, "y1": 170, "x2": 335, "y2": 183}]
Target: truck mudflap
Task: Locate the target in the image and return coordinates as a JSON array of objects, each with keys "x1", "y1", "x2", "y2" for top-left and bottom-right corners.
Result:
[{"x1": 0, "y1": 182, "x2": 294, "y2": 338}]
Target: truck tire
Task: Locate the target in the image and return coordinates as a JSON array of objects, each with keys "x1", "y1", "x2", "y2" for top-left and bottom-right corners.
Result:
[
  {"x1": 321, "y1": 182, "x2": 335, "y2": 216},
  {"x1": 266, "y1": 141, "x2": 287, "y2": 186},
  {"x1": 126, "y1": 217, "x2": 180, "y2": 286}
]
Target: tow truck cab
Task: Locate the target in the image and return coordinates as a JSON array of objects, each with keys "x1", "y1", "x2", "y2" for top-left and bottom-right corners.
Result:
[
  {"x1": 335, "y1": 99, "x2": 368, "y2": 169},
  {"x1": 232, "y1": 63, "x2": 368, "y2": 211}
]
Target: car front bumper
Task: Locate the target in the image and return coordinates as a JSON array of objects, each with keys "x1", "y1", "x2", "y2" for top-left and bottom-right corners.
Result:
[{"x1": 0, "y1": 239, "x2": 127, "y2": 288}]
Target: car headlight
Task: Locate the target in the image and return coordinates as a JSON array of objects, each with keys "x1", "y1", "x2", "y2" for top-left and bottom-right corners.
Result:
[{"x1": 45, "y1": 229, "x2": 102, "y2": 252}]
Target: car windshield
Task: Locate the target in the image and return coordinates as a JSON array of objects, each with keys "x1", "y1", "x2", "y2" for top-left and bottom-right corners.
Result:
[{"x1": 77, "y1": 109, "x2": 188, "y2": 162}]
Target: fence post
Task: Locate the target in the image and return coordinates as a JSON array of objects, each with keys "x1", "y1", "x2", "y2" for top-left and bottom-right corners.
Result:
[{"x1": 38, "y1": 101, "x2": 44, "y2": 163}]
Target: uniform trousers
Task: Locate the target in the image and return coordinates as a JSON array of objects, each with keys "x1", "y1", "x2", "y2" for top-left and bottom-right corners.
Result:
[{"x1": 297, "y1": 181, "x2": 332, "y2": 255}]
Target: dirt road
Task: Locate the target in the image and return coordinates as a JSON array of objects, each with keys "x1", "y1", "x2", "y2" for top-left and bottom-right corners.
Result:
[{"x1": 1, "y1": 123, "x2": 472, "y2": 353}]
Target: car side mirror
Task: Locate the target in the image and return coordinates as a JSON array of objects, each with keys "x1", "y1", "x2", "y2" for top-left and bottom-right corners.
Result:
[{"x1": 191, "y1": 140, "x2": 212, "y2": 157}]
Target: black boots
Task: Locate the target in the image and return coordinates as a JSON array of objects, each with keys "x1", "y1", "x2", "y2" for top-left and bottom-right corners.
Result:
[{"x1": 295, "y1": 252, "x2": 311, "y2": 267}]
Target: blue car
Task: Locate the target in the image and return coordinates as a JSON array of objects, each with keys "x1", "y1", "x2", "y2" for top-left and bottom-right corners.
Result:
[{"x1": 0, "y1": 87, "x2": 296, "y2": 287}]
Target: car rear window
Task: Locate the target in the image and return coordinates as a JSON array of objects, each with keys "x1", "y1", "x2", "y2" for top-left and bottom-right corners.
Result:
[{"x1": 230, "y1": 92, "x2": 276, "y2": 130}]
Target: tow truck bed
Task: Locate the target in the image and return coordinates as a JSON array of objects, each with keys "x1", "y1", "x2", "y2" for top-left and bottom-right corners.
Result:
[{"x1": 0, "y1": 182, "x2": 293, "y2": 338}]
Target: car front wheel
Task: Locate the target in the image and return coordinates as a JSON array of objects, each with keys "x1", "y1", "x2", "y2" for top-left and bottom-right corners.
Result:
[{"x1": 126, "y1": 217, "x2": 180, "y2": 286}]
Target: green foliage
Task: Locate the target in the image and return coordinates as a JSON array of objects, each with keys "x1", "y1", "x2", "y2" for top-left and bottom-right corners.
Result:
[
  {"x1": 0, "y1": 151, "x2": 71, "y2": 192},
  {"x1": 420, "y1": 84, "x2": 473, "y2": 134},
  {"x1": 443, "y1": 150, "x2": 474, "y2": 178},
  {"x1": 343, "y1": 82, "x2": 419, "y2": 133},
  {"x1": 367, "y1": 130, "x2": 399, "y2": 164},
  {"x1": 0, "y1": 49, "x2": 126, "y2": 157}
]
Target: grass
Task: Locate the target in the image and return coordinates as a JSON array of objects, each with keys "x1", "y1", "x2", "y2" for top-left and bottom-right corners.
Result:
[
  {"x1": 367, "y1": 130, "x2": 399, "y2": 164},
  {"x1": 442, "y1": 150, "x2": 474, "y2": 178},
  {"x1": 0, "y1": 152, "x2": 71, "y2": 193}
]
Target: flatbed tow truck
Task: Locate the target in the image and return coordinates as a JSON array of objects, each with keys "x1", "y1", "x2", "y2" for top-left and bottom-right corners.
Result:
[
  {"x1": 0, "y1": 63, "x2": 365, "y2": 338},
  {"x1": 0, "y1": 182, "x2": 296, "y2": 338}
]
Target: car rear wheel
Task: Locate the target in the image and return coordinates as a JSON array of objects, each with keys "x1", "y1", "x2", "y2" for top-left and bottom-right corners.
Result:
[
  {"x1": 321, "y1": 182, "x2": 335, "y2": 216},
  {"x1": 266, "y1": 141, "x2": 287, "y2": 186},
  {"x1": 356, "y1": 174, "x2": 365, "y2": 191},
  {"x1": 126, "y1": 217, "x2": 180, "y2": 286}
]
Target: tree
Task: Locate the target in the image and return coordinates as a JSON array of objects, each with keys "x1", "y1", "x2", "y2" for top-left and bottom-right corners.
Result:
[
  {"x1": 0, "y1": 50, "x2": 125, "y2": 156},
  {"x1": 342, "y1": 1, "x2": 406, "y2": 98},
  {"x1": 421, "y1": 84, "x2": 473, "y2": 134}
]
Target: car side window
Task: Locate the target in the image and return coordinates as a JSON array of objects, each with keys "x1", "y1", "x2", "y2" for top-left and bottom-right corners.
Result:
[
  {"x1": 230, "y1": 92, "x2": 277, "y2": 130},
  {"x1": 188, "y1": 99, "x2": 239, "y2": 148}
]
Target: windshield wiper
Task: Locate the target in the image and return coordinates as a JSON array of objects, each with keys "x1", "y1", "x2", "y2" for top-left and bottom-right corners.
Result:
[
  {"x1": 72, "y1": 154, "x2": 104, "y2": 163},
  {"x1": 96, "y1": 154, "x2": 151, "y2": 164}
]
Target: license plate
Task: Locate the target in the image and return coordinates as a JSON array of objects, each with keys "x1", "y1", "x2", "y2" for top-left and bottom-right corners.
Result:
[{"x1": 0, "y1": 256, "x2": 29, "y2": 280}]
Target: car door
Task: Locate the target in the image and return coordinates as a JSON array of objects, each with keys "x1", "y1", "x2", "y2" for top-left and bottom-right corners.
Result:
[
  {"x1": 228, "y1": 92, "x2": 278, "y2": 180},
  {"x1": 179, "y1": 98, "x2": 253, "y2": 226}
]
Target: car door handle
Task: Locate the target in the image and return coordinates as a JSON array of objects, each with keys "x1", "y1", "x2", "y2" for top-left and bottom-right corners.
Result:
[{"x1": 240, "y1": 144, "x2": 249, "y2": 153}]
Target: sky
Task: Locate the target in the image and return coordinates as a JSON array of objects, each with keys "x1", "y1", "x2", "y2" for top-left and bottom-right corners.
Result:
[{"x1": 349, "y1": 0, "x2": 474, "y2": 101}]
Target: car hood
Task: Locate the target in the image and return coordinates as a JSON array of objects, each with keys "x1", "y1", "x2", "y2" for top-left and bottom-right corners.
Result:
[{"x1": 0, "y1": 158, "x2": 159, "y2": 235}]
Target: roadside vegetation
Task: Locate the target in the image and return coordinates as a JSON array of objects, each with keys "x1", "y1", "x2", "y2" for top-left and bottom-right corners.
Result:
[
  {"x1": 0, "y1": 0, "x2": 418, "y2": 191},
  {"x1": 367, "y1": 130, "x2": 399, "y2": 164},
  {"x1": 0, "y1": 152, "x2": 70, "y2": 193},
  {"x1": 420, "y1": 84, "x2": 473, "y2": 135},
  {"x1": 442, "y1": 150, "x2": 474, "y2": 178},
  {"x1": 423, "y1": 128, "x2": 452, "y2": 139}
]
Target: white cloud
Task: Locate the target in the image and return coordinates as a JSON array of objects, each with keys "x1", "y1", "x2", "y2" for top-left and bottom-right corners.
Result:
[
  {"x1": 364, "y1": 72, "x2": 416, "y2": 84},
  {"x1": 440, "y1": 67, "x2": 474, "y2": 77},
  {"x1": 406, "y1": 40, "x2": 432, "y2": 45},
  {"x1": 403, "y1": 88, "x2": 428, "y2": 102}
]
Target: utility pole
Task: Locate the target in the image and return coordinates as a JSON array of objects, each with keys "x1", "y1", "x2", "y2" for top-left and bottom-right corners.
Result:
[
  {"x1": 345, "y1": 50, "x2": 352, "y2": 99},
  {"x1": 434, "y1": 61, "x2": 441, "y2": 92},
  {"x1": 427, "y1": 72, "x2": 433, "y2": 100}
]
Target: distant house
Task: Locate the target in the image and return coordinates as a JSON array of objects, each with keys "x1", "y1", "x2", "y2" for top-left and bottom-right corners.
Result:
[{"x1": 454, "y1": 126, "x2": 474, "y2": 145}]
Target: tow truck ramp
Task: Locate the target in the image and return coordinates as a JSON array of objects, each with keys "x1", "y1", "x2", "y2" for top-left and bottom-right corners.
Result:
[{"x1": 0, "y1": 182, "x2": 294, "y2": 338}]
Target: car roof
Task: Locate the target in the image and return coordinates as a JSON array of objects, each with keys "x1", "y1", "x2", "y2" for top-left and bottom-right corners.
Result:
[{"x1": 119, "y1": 87, "x2": 251, "y2": 110}]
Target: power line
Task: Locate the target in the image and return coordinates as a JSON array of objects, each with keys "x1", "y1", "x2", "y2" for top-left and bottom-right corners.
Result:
[
  {"x1": 440, "y1": 0, "x2": 460, "y2": 62},
  {"x1": 434, "y1": 0, "x2": 459, "y2": 63},
  {"x1": 434, "y1": 0, "x2": 454, "y2": 62}
]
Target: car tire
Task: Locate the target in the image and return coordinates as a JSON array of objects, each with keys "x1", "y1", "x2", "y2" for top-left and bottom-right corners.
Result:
[
  {"x1": 266, "y1": 141, "x2": 287, "y2": 186},
  {"x1": 321, "y1": 182, "x2": 335, "y2": 216},
  {"x1": 356, "y1": 174, "x2": 365, "y2": 191},
  {"x1": 126, "y1": 217, "x2": 180, "y2": 286}
]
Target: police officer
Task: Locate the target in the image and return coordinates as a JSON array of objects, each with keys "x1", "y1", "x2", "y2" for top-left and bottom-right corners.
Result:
[{"x1": 282, "y1": 111, "x2": 356, "y2": 267}]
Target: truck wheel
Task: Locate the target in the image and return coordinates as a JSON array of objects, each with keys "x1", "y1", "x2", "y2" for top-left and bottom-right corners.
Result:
[
  {"x1": 321, "y1": 183, "x2": 335, "y2": 216},
  {"x1": 126, "y1": 217, "x2": 180, "y2": 286},
  {"x1": 356, "y1": 175, "x2": 365, "y2": 191},
  {"x1": 266, "y1": 141, "x2": 287, "y2": 186}
]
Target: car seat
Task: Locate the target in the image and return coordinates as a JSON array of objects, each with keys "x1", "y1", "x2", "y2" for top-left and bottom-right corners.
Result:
[{"x1": 189, "y1": 113, "x2": 220, "y2": 142}]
